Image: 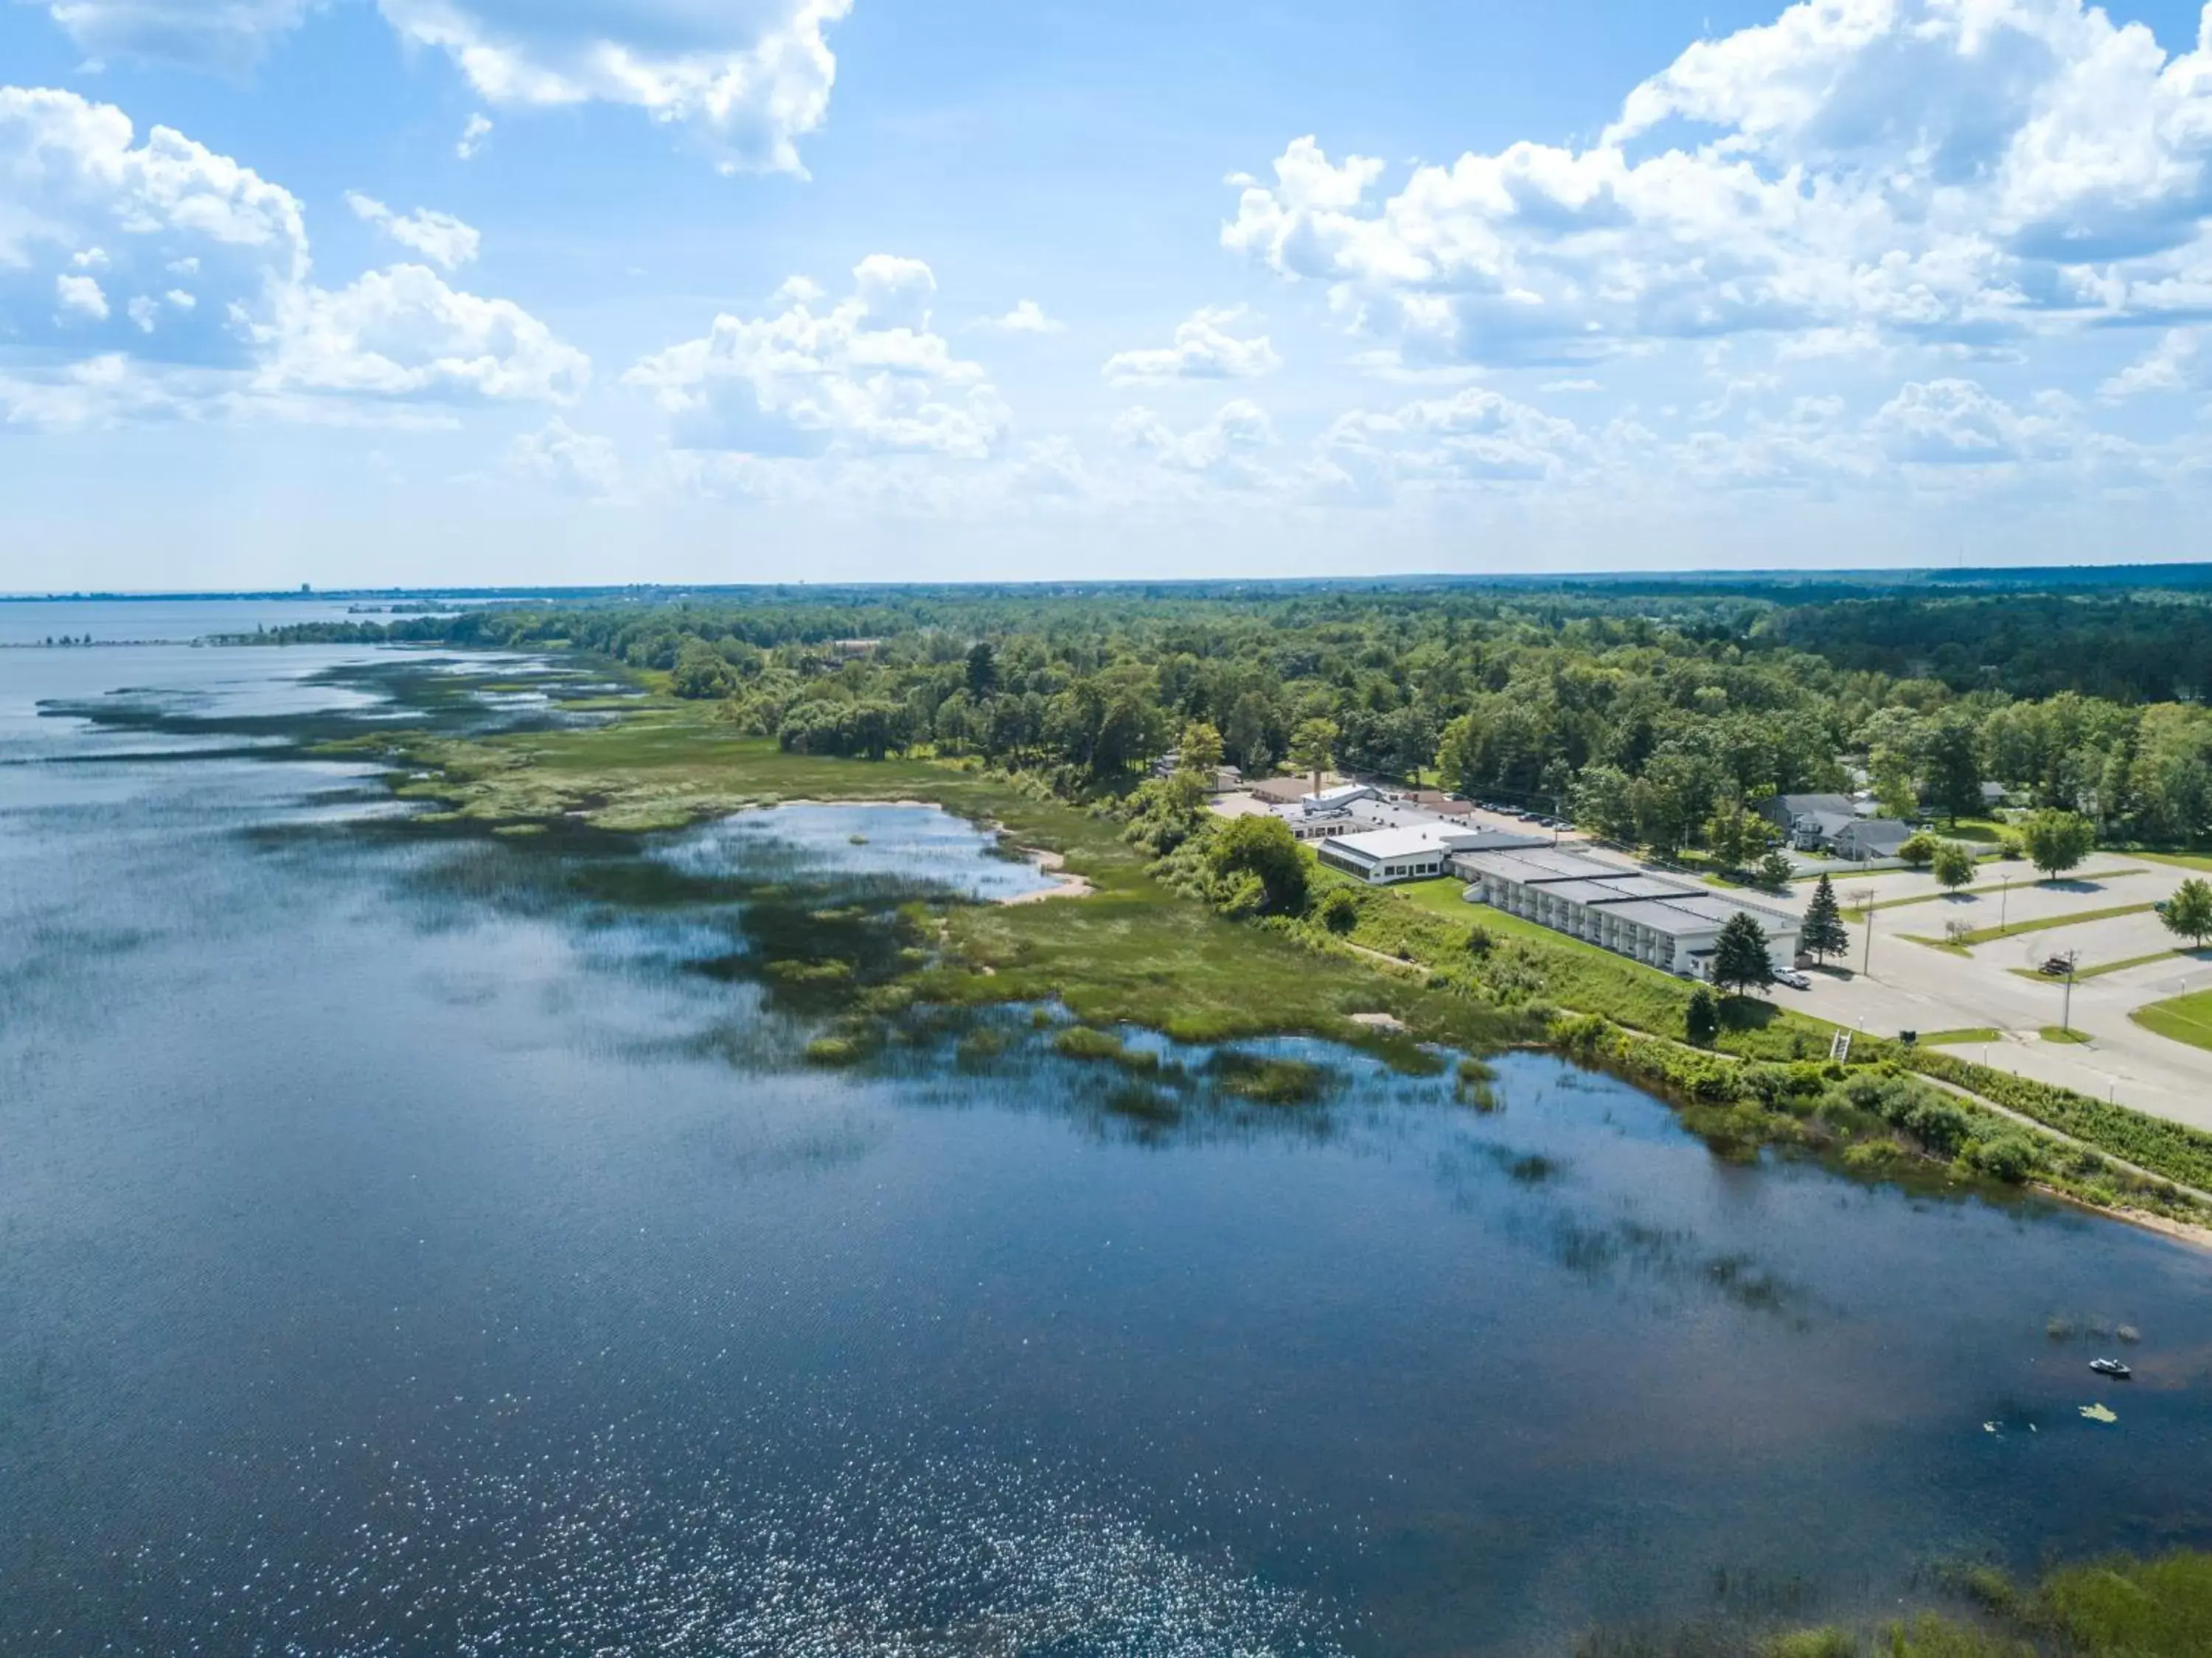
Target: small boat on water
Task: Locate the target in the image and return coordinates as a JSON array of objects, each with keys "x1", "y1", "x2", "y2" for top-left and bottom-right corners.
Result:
[{"x1": 2090, "y1": 1357, "x2": 2133, "y2": 1379}]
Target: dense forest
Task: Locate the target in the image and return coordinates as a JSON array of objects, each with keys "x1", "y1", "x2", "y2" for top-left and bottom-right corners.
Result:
[{"x1": 257, "y1": 577, "x2": 2212, "y2": 852}]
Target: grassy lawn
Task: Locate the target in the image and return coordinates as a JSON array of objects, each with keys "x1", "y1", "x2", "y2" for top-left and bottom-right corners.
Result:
[
  {"x1": 1844, "y1": 868, "x2": 2139, "y2": 919},
  {"x1": 1916, "y1": 1027, "x2": 2001, "y2": 1045},
  {"x1": 2008, "y1": 947, "x2": 2205, "y2": 984},
  {"x1": 2132, "y1": 988, "x2": 2212, "y2": 1055},
  {"x1": 2041, "y1": 1025, "x2": 2093, "y2": 1045},
  {"x1": 1903, "y1": 901, "x2": 2157, "y2": 952},
  {"x1": 2143, "y1": 851, "x2": 2212, "y2": 873}
]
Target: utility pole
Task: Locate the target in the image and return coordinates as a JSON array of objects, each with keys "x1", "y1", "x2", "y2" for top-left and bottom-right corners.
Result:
[
  {"x1": 2062, "y1": 950, "x2": 2079, "y2": 1037},
  {"x1": 2000, "y1": 875, "x2": 2011, "y2": 934},
  {"x1": 1851, "y1": 887, "x2": 1877, "y2": 978}
]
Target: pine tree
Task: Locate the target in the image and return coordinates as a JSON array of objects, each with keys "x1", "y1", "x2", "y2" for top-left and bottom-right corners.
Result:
[
  {"x1": 1712, "y1": 911, "x2": 1775, "y2": 998},
  {"x1": 1801, "y1": 875, "x2": 1848, "y2": 965},
  {"x1": 1685, "y1": 985, "x2": 1720, "y2": 1047}
]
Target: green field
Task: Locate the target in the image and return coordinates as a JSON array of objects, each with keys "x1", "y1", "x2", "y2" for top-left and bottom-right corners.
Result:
[
  {"x1": 2132, "y1": 988, "x2": 2212, "y2": 1055},
  {"x1": 1905, "y1": 901, "x2": 2157, "y2": 951},
  {"x1": 1916, "y1": 1027, "x2": 2000, "y2": 1046},
  {"x1": 2009, "y1": 947, "x2": 2202, "y2": 984},
  {"x1": 2143, "y1": 852, "x2": 2212, "y2": 873}
]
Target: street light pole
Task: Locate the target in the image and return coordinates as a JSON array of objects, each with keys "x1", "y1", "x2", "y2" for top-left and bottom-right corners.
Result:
[
  {"x1": 2000, "y1": 875, "x2": 2010, "y2": 934},
  {"x1": 2062, "y1": 953, "x2": 2077, "y2": 1037}
]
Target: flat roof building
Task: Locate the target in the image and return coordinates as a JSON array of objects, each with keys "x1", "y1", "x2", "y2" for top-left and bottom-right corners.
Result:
[
  {"x1": 1317, "y1": 828, "x2": 1455, "y2": 884},
  {"x1": 1453, "y1": 846, "x2": 1803, "y2": 978},
  {"x1": 1303, "y1": 783, "x2": 1379, "y2": 814}
]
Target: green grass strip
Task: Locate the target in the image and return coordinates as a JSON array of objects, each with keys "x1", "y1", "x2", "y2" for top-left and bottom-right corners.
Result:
[
  {"x1": 1904, "y1": 1047, "x2": 2212, "y2": 1193},
  {"x1": 2009, "y1": 947, "x2": 2205, "y2": 983},
  {"x1": 2132, "y1": 988, "x2": 2212, "y2": 1055},
  {"x1": 1845, "y1": 869, "x2": 2143, "y2": 918},
  {"x1": 1916, "y1": 901, "x2": 2158, "y2": 951},
  {"x1": 1916, "y1": 1027, "x2": 2001, "y2": 1045},
  {"x1": 2142, "y1": 851, "x2": 2212, "y2": 873}
]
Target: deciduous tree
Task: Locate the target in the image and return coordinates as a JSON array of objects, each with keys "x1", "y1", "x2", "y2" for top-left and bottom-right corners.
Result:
[
  {"x1": 2022, "y1": 810, "x2": 2096, "y2": 882},
  {"x1": 1931, "y1": 840, "x2": 1977, "y2": 892},
  {"x1": 2162, "y1": 878, "x2": 2212, "y2": 950}
]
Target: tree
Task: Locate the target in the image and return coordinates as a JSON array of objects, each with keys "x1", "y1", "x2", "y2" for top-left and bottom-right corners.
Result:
[
  {"x1": 1922, "y1": 712, "x2": 1985, "y2": 825},
  {"x1": 1931, "y1": 839, "x2": 1977, "y2": 892},
  {"x1": 1208, "y1": 815, "x2": 1310, "y2": 916},
  {"x1": 2162, "y1": 877, "x2": 2212, "y2": 949},
  {"x1": 1686, "y1": 985, "x2": 1721, "y2": 1047},
  {"x1": 1870, "y1": 746, "x2": 1919, "y2": 822},
  {"x1": 669, "y1": 639, "x2": 737, "y2": 700},
  {"x1": 1754, "y1": 850, "x2": 1796, "y2": 891},
  {"x1": 2022, "y1": 809, "x2": 2096, "y2": 882},
  {"x1": 1705, "y1": 806, "x2": 1773, "y2": 870},
  {"x1": 1178, "y1": 721, "x2": 1225, "y2": 779},
  {"x1": 964, "y1": 640, "x2": 999, "y2": 699},
  {"x1": 1288, "y1": 718, "x2": 1338, "y2": 791},
  {"x1": 1897, "y1": 831, "x2": 1938, "y2": 870},
  {"x1": 1711, "y1": 911, "x2": 1775, "y2": 998},
  {"x1": 1801, "y1": 874, "x2": 1849, "y2": 965}
]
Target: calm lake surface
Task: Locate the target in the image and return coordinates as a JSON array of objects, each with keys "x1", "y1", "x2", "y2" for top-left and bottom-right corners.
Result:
[{"x1": 3, "y1": 607, "x2": 2210, "y2": 1657}]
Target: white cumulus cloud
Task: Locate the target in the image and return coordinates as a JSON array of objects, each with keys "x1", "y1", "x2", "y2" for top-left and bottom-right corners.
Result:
[
  {"x1": 251, "y1": 263, "x2": 588, "y2": 403},
  {"x1": 978, "y1": 299, "x2": 1064, "y2": 334},
  {"x1": 1104, "y1": 306, "x2": 1281, "y2": 384},
  {"x1": 55, "y1": 272, "x2": 108, "y2": 319},
  {"x1": 346, "y1": 192, "x2": 481, "y2": 270},
  {"x1": 376, "y1": 0, "x2": 852, "y2": 175},
  {"x1": 1115, "y1": 398, "x2": 1276, "y2": 485},
  {"x1": 627, "y1": 256, "x2": 1009, "y2": 459},
  {"x1": 1226, "y1": 0, "x2": 2212, "y2": 366},
  {"x1": 509, "y1": 417, "x2": 622, "y2": 497},
  {"x1": 26, "y1": 0, "x2": 311, "y2": 71},
  {"x1": 1318, "y1": 385, "x2": 1590, "y2": 498},
  {"x1": 0, "y1": 86, "x2": 586, "y2": 426},
  {"x1": 24, "y1": 1, "x2": 852, "y2": 173},
  {"x1": 456, "y1": 113, "x2": 493, "y2": 160}
]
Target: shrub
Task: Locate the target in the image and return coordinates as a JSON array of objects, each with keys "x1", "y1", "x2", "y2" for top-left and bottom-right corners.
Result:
[
  {"x1": 1968, "y1": 1134, "x2": 2042, "y2": 1184},
  {"x1": 1316, "y1": 887, "x2": 1361, "y2": 934},
  {"x1": 1207, "y1": 814, "x2": 1310, "y2": 916},
  {"x1": 1686, "y1": 985, "x2": 1721, "y2": 1046}
]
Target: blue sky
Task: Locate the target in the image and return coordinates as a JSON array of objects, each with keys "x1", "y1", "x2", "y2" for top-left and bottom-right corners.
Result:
[{"x1": 10, "y1": 0, "x2": 2212, "y2": 588}]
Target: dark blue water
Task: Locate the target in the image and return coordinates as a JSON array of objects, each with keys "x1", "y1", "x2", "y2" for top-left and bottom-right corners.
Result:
[{"x1": 2, "y1": 622, "x2": 2209, "y2": 1657}]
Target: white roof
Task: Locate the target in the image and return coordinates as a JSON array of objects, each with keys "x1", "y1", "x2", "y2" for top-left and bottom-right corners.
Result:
[
  {"x1": 1328, "y1": 828, "x2": 1448, "y2": 861},
  {"x1": 1304, "y1": 783, "x2": 1377, "y2": 811}
]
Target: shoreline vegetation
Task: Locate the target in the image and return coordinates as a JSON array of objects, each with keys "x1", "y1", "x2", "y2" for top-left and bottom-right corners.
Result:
[
  {"x1": 1580, "y1": 1547, "x2": 2212, "y2": 1658},
  {"x1": 327, "y1": 673, "x2": 2212, "y2": 1243}
]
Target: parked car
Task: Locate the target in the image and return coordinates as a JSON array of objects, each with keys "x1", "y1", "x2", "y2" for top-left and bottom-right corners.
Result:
[{"x1": 1775, "y1": 969, "x2": 1812, "y2": 991}]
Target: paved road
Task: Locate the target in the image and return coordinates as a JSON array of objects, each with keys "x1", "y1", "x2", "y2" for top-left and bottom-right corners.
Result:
[{"x1": 1778, "y1": 861, "x2": 2212, "y2": 1131}]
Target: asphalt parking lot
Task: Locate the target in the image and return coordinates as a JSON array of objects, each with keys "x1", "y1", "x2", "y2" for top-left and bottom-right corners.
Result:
[{"x1": 1780, "y1": 859, "x2": 2212, "y2": 1130}]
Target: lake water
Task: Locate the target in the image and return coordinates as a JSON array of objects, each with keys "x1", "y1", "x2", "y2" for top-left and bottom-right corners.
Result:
[{"x1": 3, "y1": 610, "x2": 2210, "y2": 1657}]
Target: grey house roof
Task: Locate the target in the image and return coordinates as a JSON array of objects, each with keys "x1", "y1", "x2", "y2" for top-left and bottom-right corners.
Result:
[
  {"x1": 1764, "y1": 792, "x2": 1857, "y2": 823},
  {"x1": 1834, "y1": 819, "x2": 1913, "y2": 856}
]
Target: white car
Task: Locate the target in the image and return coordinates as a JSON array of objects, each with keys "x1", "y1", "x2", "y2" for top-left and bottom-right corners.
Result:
[{"x1": 1774, "y1": 969, "x2": 1813, "y2": 991}]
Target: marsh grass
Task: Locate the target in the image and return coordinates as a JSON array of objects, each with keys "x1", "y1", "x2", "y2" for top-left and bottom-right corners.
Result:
[
  {"x1": 1616, "y1": 1550, "x2": 2212, "y2": 1658},
  {"x1": 1206, "y1": 1050, "x2": 1335, "y2": 1105}
]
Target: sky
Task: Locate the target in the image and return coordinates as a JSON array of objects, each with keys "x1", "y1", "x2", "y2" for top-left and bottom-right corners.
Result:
[{"x1": 14, "y1": 1, "x2": 2212, "y2": 587}]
